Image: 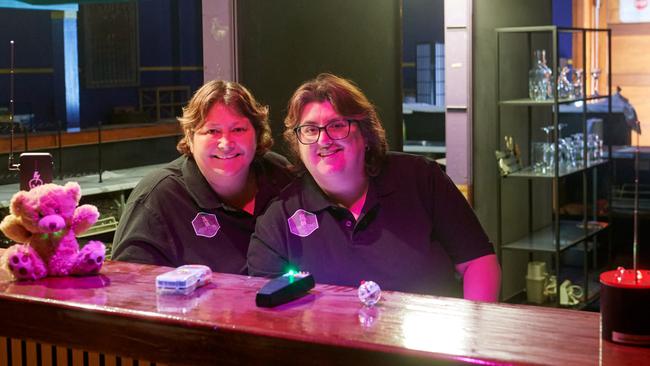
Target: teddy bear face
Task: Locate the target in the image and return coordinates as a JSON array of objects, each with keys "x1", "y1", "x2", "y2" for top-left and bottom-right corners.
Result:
[{"x1": 11, "y1": 182, "x2": 81, "y2": 234}]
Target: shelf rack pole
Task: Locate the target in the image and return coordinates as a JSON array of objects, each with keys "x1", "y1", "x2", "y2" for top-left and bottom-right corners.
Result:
[
  {"x1": 495, "y1": 30, "x2": 503, "y2": 288},
  {"x1": 633, "y1": 132, "x2": 639, "y2": 275},
  {"x1": 552, "y1": 27, "x2": 561, "y2": 305},
  {"x1": 527, "y1": 31, "x2": 533, "y2": 244},
  {"x1": 607, "y1": 29, "x2": 613, "y2": 270},
  {"x1": 582, "y1": 28, "x2": 589, "y2": 301}
]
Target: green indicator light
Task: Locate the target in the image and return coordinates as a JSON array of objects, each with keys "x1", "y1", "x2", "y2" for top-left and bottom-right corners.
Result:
[
  {"x1": 284, "y1": 269, "x2": 297, "y2": 283},
  {"x1": 283, "y1": 264, "x2": 299, "y2": 275}
]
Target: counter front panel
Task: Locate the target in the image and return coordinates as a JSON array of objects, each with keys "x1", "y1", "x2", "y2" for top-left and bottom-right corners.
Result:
[{"x1": 0, "y1": 249, "x2": 648, "y2": 365}]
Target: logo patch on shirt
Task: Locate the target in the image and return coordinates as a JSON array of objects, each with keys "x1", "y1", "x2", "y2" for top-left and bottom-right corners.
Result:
[
  {"x1": 288, "y1": 209, "x2": 319, "y2": 237},
  {"x1": 192, "y1": 212, "x2": 220, "y2": 238}
]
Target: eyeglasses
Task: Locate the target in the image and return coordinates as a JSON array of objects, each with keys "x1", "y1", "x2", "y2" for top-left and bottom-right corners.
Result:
[{"x1": 293, "y1": 119, "x2": 358, "y2": 145}]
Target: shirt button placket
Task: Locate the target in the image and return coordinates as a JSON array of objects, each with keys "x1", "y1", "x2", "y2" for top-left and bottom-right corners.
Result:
[{"x1": 344, "y1": 218, "x2": 356, "y2": 242}]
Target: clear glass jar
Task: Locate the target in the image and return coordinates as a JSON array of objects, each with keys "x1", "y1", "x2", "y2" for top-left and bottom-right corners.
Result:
[
  {"x1": 571, "y1": 133, "x2": 585, "y2": 167},
  {"x1": 529, "y1": 50, "x2": 553, "y2": 100}
]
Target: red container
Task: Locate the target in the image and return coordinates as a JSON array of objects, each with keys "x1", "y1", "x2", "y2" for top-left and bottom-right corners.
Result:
[{"x1": 600, "y1": 268, "x2": 650, "y2": 346}]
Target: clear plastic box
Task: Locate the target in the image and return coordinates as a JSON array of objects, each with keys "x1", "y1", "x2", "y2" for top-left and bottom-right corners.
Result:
[{"x1": 155, "y1": 264, "x2": 212, "y2": 295}]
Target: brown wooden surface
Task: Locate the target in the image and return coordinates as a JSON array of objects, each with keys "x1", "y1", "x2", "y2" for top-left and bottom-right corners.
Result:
[
  {"x1": 0, "y1": 337, "x2": 7, "y2": 366},
  {"x1": 572, "y1": 0, "x2": 650, "y2": 145},
  {"x1": 607, "y1": 0, "x2": 650, "y2": 145},
  {"x1": 0, "y1": 249, "x2": 648, "y2": 365},
  {"x1": 41, "y1": 343, "x2": 53, "y2": 366}
]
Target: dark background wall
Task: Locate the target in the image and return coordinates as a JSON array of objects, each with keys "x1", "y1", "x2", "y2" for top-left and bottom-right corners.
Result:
[
  {"x1": 0, "y1": 9, "x2": 54, "y2": 126},
  {"x1": 472, "y1": 0, "x2": 553, "y2": 299},
  {"x1": 553, "y1": 0, "x2": 573, "y2": 59},
  {"x1": 1, "y1": 0, "x2": 404, "y2": 184},
  {"x1": 0, "y1": 0, "x2": 204, "y2": 131},
  {"x1": 236, "y1": 0, "x2": 402, "y2": 156},
  {"x1": 78, "y1": 0, "x2": 203, "y2": 128}
]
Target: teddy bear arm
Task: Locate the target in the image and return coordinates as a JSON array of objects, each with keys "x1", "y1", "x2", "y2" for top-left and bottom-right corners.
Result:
[
  {"x1": 72, "y1": 204, "x2": 100, "y2": 235},
  {"x1": 0, "y1": 215, "x2": 33, "y2": 243}
]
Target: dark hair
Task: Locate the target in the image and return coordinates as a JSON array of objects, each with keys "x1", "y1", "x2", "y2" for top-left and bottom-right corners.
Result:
[
  {"x1": 177, "y1": 80, "x2": 273, "y2": 156},
  {"x1": 283, "y1": 73, "x2": 388, "y2": 176}
]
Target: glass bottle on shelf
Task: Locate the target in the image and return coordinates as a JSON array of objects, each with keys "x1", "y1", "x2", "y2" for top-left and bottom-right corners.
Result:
[
  {"x1": 541, "y1": 51, "x2": 554, "y2": 99},
  {"x1": 557, "y1": 66, "x2": 574, "y2": 99},
  {"x1": 573, "y1": 68, "x2": 584, "y2": 99},
  {"x1": 528, "y1": 50, "x2": 553, "y2": 100},
  {"x1": 571, "y1": 133, "x2": 585, "y2": 167},
  {"x1": 587, "y1": 134, "x2": 602, "y2": 162},
  {"x1": 541, "y1": 125, "x2": 555, "y2": 173},
  {"x1": 566, "y1": 59, "x2": 575, "y2": 80}
]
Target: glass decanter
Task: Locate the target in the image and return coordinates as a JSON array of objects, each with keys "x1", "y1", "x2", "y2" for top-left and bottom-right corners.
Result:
[
  {"x1": 540, "y1": 51, "x2": 554, "y2": 99},
  {"x1": 529, "y1": 50, "x2": 552, "y2": 100}
]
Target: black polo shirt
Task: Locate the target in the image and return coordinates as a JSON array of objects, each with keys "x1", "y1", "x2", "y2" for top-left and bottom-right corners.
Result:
[
  {"x1": 248, "y1": 152, "x2": 494, "y2": 296},
  {"x1": 112, "y1": 152, "x2": 294, "y2": 274}
]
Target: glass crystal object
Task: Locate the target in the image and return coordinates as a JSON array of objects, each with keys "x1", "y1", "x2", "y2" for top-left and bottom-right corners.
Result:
[
  {"x1": 557, "y1": 66, "x2": 574, "y2": 99},
  {"x1": 529, "y1": 49, "x2": 553, "y2": 101},
  {"x1": 573, "y1": 68, "x2": 584, "y2": 99},
  {"x1": 358, "y1": 281, "x2": 381, "y2": 306}
]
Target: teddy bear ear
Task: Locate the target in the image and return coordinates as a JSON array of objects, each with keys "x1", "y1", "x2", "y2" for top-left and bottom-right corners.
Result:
[
  {"x1": 64, "y1": 181, "x2": 82, "y2": 202},
  {"x1": 10, "y1": 191, "x2": 31, "y2": 216}
]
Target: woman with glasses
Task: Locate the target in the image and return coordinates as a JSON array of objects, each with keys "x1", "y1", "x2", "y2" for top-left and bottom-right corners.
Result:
[
  {"x1": 112, "y1": 80, "x2": 294, "y2": 274},
  {"x1": 248, "y1": 73, "x2": 500, "y2": 301}
]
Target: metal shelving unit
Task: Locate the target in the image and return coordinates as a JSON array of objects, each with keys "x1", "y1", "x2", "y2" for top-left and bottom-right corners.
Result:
[
  {"x1": 501, "y1": 220, "x2": 607, "y2": 252},
  {"x1": 508, "y1": 159, "x2": 608, "y2": 179},
  {"x1": 495, "y1": 25, "x2": 612, "y2": 307}
]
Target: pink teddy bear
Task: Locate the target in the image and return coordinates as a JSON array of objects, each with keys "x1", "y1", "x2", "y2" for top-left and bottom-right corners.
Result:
[{"x1": 0, "y1": 182, "x2": 105, "y2": 280}]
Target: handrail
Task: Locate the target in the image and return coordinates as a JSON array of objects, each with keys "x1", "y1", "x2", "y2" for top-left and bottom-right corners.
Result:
[{"x1": 0, "y1": 122, "x2": 181, "y2": 154}]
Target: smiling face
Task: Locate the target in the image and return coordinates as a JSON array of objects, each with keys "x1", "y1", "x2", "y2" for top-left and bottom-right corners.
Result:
[
  {"x1": 298, "y1": 101, "x2": 367, "y2": 185},
  {"x1": 191, "y1": 103, "x2": 257, "y2": 184}
]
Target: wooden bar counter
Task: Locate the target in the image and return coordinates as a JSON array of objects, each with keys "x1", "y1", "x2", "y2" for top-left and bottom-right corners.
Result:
[{"x1": 0, "y1": 250, "x2": 648, "y2": 365}]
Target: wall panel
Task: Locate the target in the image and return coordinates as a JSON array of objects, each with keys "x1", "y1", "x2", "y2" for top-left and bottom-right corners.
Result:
[
  {"x1": 608, "y1": 0, "x2": 650, "y2": 144},
  {"x1": 236, "y1": 0, "x2": 402, "y2": 155}
]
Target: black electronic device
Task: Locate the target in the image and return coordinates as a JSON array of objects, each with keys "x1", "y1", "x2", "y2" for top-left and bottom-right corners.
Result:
[
  {"x1": 255, "y1": 271, "x2": 315, "y2": 308},
  {"x1": 19, "y1": 153, "x2": 53, "y2": 191}
]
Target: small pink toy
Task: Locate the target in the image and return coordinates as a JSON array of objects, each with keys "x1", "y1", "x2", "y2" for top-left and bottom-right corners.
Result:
[{"x1": 0, "y1": 182, "x2": 105, "y2": 280}]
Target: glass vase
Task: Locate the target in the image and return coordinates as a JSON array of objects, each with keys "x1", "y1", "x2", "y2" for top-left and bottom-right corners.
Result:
[{"x1": 528, "y1": 50, "x2": 553, "y2": 100}]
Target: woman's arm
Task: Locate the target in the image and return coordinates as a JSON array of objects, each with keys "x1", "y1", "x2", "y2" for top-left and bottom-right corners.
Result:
[
  {"x1": 112, "y1": 200, "x2": 175, "y2": 267},
  {"x1": 455, "y1": 254, "x2": 501, "y2": 302}
]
